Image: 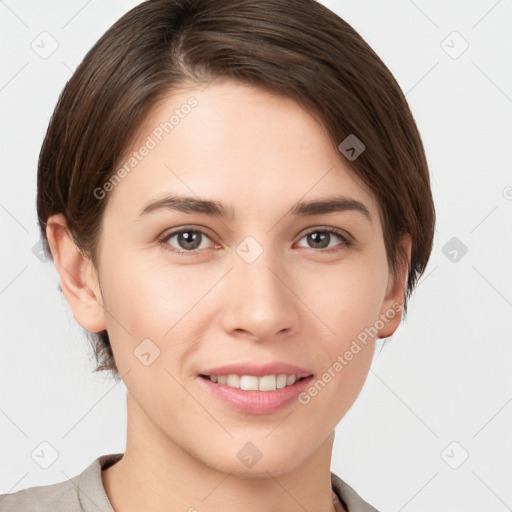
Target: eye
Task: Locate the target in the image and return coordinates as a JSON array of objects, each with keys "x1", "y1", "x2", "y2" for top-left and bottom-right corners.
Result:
[
  {"x1": 159, "y1": 226, "x2": 352, "y2": 256},
  {"x1": 295, "y1": 227, "x2": 352, "y2": 252},
  {"x1": 159, "y1": 228, "x2": 216, "y2": 254}
]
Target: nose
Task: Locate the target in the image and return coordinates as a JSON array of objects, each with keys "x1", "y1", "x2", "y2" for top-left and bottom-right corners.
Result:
[{"x1": 220, "y1": 246, "x2": 302, "y2": 342}]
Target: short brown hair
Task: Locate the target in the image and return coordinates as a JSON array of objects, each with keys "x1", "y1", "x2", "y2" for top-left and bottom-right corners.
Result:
[{"x1": 37, "y1": 0, "x2": 436, "y2": 377}]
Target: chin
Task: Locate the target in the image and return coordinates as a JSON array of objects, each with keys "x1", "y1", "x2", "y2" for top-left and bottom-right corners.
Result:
[{"x1": 198, "y1": 438, "x2": 311, "y2": 478}]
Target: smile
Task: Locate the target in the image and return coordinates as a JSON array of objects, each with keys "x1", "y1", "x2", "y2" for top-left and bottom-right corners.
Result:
[{"x1": 201, "y1": 374, "x2": 306, "y2": 391}]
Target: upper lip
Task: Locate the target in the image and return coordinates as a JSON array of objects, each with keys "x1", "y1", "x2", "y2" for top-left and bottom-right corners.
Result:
[{"x1": 199, "y1": 362, "x2": 314, "y2": 379}]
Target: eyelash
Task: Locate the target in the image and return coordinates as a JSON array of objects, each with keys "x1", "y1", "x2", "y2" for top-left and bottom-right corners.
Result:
[{"x1": 158, "y1": 226, "x2": 353, "y2": 256}]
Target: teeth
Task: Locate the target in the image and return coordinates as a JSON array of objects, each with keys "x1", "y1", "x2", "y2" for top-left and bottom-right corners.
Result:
[
  {"x1": 276, "y1": 374, "x2": 288, "y2": 388},
  {"x1": 258, "y1": 375, "x2": 276, "y2": 391},
  {"x1": 227, "y1": 374, "x2": 240, "y2": 388},
  {"x1": 240, "y1": 375, "x2": 258, "y2": 390},
  {"x1": 208, "y1": 373, "x2": 301, "y2": 391}
]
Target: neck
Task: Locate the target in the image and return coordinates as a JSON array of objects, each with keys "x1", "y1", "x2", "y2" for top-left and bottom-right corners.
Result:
[{"x1": 102, "y1": 392, "x2": 345, "y2": 512}]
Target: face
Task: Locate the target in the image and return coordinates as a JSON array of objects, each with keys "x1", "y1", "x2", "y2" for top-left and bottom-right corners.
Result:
[{"x1": 63, "y1": 79, "x2": 408, "y2": 477}]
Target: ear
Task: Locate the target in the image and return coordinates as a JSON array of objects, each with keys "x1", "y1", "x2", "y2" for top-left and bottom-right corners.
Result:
[
  {"x1": 377, "y1": 233, "x2": 412, "y2": 339},
  {"x1": 46, "y1": 214, "x2": 107, "y2": 333}
]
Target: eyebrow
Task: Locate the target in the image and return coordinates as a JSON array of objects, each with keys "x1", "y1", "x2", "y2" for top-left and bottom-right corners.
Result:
[{"x1": 137, "y1": 194, "x2": 372, "y2": 223}]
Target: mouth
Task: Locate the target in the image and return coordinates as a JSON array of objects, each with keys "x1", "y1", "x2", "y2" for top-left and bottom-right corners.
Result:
[
  {"x1": 197, "y1": 372, "x2": 315, "y2": 415},
  {"x1": 196, "y1": 362, "x2": 315, "y2": 414},
  {"x1": 199, "y1": 373, "x2": 312, "y2": 391}
]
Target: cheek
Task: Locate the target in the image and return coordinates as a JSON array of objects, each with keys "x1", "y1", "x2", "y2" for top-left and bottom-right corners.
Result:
[
  {"x1": 299, "y1": 252, "x2": 388, "y2": 343},
  {"x1": 296, "y1": 261, "x2": 384, "y2": 418},
  {"x1": 99, "y1": 251, "x2": 216, "y2": 368},
  {"x1": 96, "y1": 254, "x2": 214, "y2": 431},
  {"x1": 102, "y1": 251, "x2": 199, "y2": 326}
]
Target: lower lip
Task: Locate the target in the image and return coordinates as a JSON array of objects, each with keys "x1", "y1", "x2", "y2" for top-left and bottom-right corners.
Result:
[{"x1": 197, "y1": 375, "x2": 314, "y2": 415}]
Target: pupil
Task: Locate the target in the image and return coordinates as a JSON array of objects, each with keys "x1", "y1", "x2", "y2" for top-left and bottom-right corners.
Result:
[
  {"x1": 309, "y1": 232, "x2": 328, "y2": 248},
  {"x1": 180, "y1": 231, "x2": 200, "y2": 250}
]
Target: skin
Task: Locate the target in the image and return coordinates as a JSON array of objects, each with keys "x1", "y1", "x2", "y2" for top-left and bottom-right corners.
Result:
[{"x1": 47, "y1": 79, "x2": 411, "y2": 512}]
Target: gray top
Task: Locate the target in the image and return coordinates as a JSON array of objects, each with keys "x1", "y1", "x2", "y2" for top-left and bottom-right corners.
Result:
[{"x1": 0, "y1": 453, "x2": 379, "y2": 512}]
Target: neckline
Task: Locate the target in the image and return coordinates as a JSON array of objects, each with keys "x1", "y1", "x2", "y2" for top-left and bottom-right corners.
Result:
[{"x1": 79, "y1": 453, "x2": 354, "y2": 512}]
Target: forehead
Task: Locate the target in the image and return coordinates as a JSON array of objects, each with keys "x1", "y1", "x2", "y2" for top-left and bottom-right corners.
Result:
[{"x1": 103, "y1": 79, "x2": 378, "y2": 224}]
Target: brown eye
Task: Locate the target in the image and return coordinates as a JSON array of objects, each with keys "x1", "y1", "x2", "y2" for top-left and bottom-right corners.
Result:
[
  {"x1": 307, "y1": 232, "x2": 331, "y2": 249},
  {"x1": 161, "y1": 228, "x2": 215, "y2": 254},
  {"x1": 296, "y1": 228, "x2": 351, "y2": 252}
]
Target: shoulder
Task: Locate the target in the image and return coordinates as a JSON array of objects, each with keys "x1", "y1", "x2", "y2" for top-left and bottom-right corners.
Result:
[
  {"x1": 0, "y1": 476, "x2": 78, "y2": 512},
  {"x1": 0, "y1": 453, "x2": 123, "y2": 512},
  {"x1": 331, "y1": 471, "x2": 380, "y2": 512}
]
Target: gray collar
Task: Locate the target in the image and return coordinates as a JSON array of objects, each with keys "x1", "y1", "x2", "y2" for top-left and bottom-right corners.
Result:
[{"x1": 78, "y1": 453, "x2": 379, "y2": 512}]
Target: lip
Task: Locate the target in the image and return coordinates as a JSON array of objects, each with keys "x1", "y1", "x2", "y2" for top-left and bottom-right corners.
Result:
[
  {"x1": 198, "y1": 362, "x2": 314, "y2": 379},
  {"x1": 198, "y1": 373, "x2": 315, "y2": 415}
]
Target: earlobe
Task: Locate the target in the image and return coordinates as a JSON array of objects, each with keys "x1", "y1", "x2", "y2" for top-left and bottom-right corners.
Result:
[
  {"x1": 377, "y1": 233, "x2": 412, "y2": 339},
  {"x1": 46, "y1": 214, "x2": 107, "y2": 333}
]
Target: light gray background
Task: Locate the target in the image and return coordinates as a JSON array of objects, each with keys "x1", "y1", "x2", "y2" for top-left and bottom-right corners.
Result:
[{"x1": 1, "y1": 1, "x2": 511, "y2": 511}]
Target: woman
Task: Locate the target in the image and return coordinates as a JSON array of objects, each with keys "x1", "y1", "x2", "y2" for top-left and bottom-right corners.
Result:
[{"x1": 0, "y1": 0, "x2": 435, "y2": 511}]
